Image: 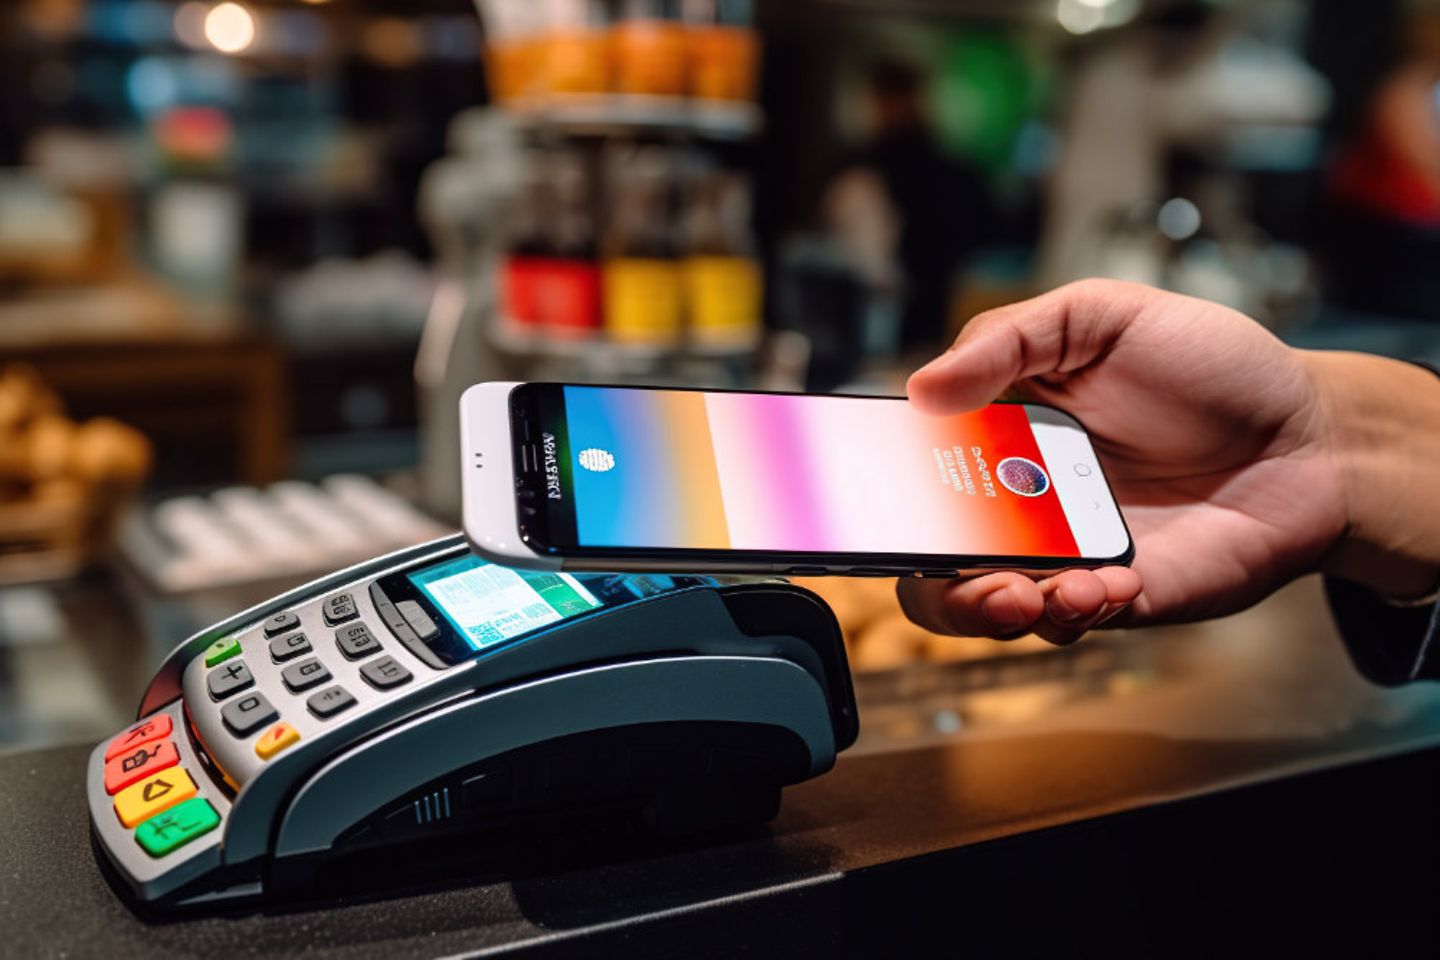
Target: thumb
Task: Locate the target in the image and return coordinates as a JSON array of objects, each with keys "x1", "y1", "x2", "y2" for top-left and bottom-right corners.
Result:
[{"x1": 907, "y1": 279, "x2": 1147, "y2": 415}]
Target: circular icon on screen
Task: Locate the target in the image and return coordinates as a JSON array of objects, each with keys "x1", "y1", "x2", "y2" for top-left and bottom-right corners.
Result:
[
  {"x1": 996, "y1": 457, "x2": 1050, "y2": 497},
  {"x1": 578, "y1": 448, "x2": 616, "y2": 472}
]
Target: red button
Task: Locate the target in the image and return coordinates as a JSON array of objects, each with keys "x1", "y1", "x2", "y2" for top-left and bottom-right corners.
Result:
[
  {"x1": 104, "y1": 715, "x2": 173, "y2": 762},
  {"x1": 104, "y1": 740, "x2": 180, "y2": 795}
]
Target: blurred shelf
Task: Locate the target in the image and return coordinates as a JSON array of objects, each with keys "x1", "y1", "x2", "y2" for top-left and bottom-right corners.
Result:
[
  {"x1": 503, "y1": 95, "x2": 763, "y2": 141},
  {"x1": 489, "y1": 320, "x2": 762, "y2": 367}
]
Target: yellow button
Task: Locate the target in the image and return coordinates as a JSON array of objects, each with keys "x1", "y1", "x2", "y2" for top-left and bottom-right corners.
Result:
[
  {"x1": 113, "y1": 768, "x2": 197, "y2": 828},
  {"x1": 254, "y1": 721, "x2": 300, "y2": 760}
]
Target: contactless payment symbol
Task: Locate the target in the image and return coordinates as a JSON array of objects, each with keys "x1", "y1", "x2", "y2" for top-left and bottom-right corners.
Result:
[
  {"x1": 578, "y1": 448, "x2": 616, "y2": 473},
  {"x1": 996, "y1": 457, "x2": 1050, "y2": 497}
]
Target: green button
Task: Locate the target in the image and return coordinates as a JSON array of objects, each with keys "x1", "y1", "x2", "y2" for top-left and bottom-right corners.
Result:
[
  {"x1": 203, "y1": 636, "x2": 241, "y2": 667},
  {"x1": 134, "y1": 797, "x2": 220, "y2": 857}
]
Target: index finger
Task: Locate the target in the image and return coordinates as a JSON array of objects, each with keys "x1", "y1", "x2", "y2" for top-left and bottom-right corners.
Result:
[{"x1": 906, "y1": 279, "x2": 1153, "y2": 415}]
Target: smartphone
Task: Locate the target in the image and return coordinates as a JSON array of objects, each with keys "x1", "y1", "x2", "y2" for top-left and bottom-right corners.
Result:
[{"x1": 460, "y1": 381, "x2": 1133, "y2": 577}]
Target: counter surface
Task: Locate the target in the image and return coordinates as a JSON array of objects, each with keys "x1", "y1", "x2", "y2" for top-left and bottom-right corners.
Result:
[{"x1": 6, "y1": 576, "x2": 1440, "y2": 956}]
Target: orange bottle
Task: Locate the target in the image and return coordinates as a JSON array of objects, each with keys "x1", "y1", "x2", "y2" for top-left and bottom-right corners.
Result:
[
  {"x1": 541, "y1": 0, "x2": 610, "y2": 97},
  {"x1": 611, "y1": 0, "x2": 688, "y2": 98},
  {"x1": 682, "y1": 0, "x2": 758, "y2": 102}
]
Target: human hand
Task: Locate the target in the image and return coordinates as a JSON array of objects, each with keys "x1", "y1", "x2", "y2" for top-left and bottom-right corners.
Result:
[{"x1": 898, "y1": 279, "x2": 1353, "y2": 645}]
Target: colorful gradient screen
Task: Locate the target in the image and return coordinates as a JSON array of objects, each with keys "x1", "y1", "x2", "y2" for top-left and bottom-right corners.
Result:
[{"x1": 546, "y1": 386, "x2": 1081, "y2": 559}]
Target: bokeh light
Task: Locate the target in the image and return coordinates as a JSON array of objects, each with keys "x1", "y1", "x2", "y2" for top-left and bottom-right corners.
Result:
[{"x1": 203, "y1": 2, "x2": 256, "y2": 55}]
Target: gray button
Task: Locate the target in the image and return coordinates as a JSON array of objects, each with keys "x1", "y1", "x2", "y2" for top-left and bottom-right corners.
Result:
[
  {"x1": 323, "y1": 593, "x2": 359, "y2": 626},
  {"x1": 335, "y1": 623, "x2": 382, "y2": 659},
  {"x1": 281, "y1": 656, "x2": 331, "y2": 692},
  {"x1": 396, "y1": 600, "x2": 439, "y2": 641},
  {"x1": 307, "y1": 684, "x2": 357, "y2": 719},
  {"x1": 269, "y1": 632, "x2": 311, "y2": 662},
  {"x1": 207, "y1": 660, "x2": 254, "y2": 700},
  {"x1": 360, "y1": 655, "x2": 412, "y2": 690},
  {"x1": 369, "y1": 583, "x2": 411, "y2": 638},
  {"x1": 263, "y1": 611, "x2": 300, "y2": 637},
  {"x1": 222, "y1": 692, "x2": 278, "y2": 736}
]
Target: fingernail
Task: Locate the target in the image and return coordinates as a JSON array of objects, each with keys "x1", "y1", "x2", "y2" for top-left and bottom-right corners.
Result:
[
  {"x1": 1047, "y1": 591, "x2": 1083, "y2": 623},
  {"x1": 980, "y1": 590, "x2": 1028, "y2": 632}
]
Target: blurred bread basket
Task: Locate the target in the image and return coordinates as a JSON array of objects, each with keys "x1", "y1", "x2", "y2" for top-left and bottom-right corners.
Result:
[{"x1": 0, "y1": 364, "x2": 151, "y2": 584}]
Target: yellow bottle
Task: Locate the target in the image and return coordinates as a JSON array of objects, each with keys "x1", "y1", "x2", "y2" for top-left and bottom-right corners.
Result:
[
  {"x1": 604, "y1": 257, "x2": 683, "y2": 345},
  {"x1": 684, "y1": 255, "x2": 760, "y2": 348}
]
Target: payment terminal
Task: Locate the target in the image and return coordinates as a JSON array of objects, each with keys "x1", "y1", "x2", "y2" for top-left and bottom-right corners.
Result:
[{"x1": 87, "y1": 534, "x2": 857, "y2": 908}]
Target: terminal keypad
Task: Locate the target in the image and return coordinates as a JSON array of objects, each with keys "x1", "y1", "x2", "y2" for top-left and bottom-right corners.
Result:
[
  {"x1": 202, "y1": 588, "x2": 410, "y2": 752},
  {"x1": 103, "y1": 577, "x2": 438, "y2": 872}
]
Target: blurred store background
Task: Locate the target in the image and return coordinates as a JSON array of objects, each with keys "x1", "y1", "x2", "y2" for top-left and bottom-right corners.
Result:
[{"x1": 3, "y1": 0, "x2": 1439, "y2": 754}]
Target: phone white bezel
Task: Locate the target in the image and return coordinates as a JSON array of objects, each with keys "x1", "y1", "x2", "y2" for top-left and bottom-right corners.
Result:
[
  {"x1": 459, "y1": 381, "x2": 561, "y2": 571},
  {"x1": 1024, "y1": 405, "x2": 1131, "y2": 560}
]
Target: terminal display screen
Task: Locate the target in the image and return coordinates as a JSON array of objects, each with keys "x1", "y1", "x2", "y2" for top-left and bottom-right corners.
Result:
[
  {"x1": 404, "y1": 553, "x2": 709, "y2": 653},
  {"x1": 409, "y1": 555, "x2": 602, "y2": 650}
]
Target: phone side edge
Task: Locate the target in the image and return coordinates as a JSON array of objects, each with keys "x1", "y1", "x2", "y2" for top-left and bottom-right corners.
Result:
[{"x1": 459, "y1": 382, "x2": 561, "y2": 571}]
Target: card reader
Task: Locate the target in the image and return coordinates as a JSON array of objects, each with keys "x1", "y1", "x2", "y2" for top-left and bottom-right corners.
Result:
[{"x1": 87, "y1": 534, "x2": 858, "y2": 909}]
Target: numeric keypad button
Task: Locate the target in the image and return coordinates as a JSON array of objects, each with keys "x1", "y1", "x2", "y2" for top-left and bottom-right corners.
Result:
[
  {"x1": 323, "y1": 593, "x2": 359, "y2": 626},
  {"x1": 307, "y1": 685, "x2": 357, "y2": 719},
  {"x1": 360, "y1": 655, "x2": 412, "y2": 690},
  {"x1": 281, "y1": 657, "x2": 331, "y2": 692},
  {"x1": 207, "y1": 660, "x2": 254, "y2": 700},
  {"x1": 335, "y1": 623, "x2": 382, "y2": 660},
  {"x1": 269, "y1": 631, "x2": 312, "y2": 662},
  {"x1": 263, "y1": 612, "x2": 300, "y2": 637},
  {"x1": 222, "y1": 692, "x2": 278, "y2": 736}
]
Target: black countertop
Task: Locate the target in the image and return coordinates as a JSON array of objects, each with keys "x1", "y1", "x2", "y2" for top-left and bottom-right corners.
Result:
[{"x1": 6, "y1": 577, "x2": 1440, "y2": 956}]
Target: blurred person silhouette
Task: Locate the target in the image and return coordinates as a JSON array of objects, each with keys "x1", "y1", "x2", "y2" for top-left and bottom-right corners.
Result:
[
  {"x1": 822, "y1": 57, "x2": 1001, "y2": 352},
  {"x1": 1320, "y1": 7, "x2": 1440, "y2": 322}
]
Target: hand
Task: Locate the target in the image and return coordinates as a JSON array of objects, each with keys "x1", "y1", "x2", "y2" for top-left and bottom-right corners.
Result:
[{"x1": 899, "y1": 280, "x2": 1358, "y2": 645}]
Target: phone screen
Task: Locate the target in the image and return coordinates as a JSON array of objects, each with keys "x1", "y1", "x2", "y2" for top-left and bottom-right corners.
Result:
[{"x1": 516, "y1": 385, "x2": 1129, "y2": 563}]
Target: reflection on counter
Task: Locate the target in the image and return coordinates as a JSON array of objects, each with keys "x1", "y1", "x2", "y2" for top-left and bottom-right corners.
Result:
[{"x1": 798, "y1": 572, "x2": 1399, "y2": 758}]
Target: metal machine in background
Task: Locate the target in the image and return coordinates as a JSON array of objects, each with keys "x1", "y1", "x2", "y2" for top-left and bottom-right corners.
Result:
[{"x1": 414, "y1": 110, "x2": 526, "y2": 524}]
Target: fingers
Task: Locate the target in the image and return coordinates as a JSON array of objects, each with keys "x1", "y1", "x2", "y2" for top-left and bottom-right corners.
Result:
[
  {"x1": 906, "y1": 278, "x2": 1154, "y2": 415},
  {"x1": 1033, "y1": 566, "x2": 1142, "y2": 646},
  {"x1": 897, "y1": 571, "x2": 1045, "y2": 639},
  {"x1": 897, "y1": 566, "x2": 1143, "y2": 646}
]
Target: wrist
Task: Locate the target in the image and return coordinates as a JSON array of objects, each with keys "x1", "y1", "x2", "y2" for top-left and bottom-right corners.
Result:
[{"x1": 1306, "y1": 351, "x2": 1440, "y2": 600}]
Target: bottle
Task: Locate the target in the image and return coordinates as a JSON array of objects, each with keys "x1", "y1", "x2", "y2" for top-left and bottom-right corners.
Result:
[
  {"x1": 540, "y1": 0, "x2": 610, "y2": 98},
  {"x1": 611, "y1": 0, "x2": 687, "y2": 98},
  {"x1": 501, "y1": 149, "x2": 555, "y2": 333},
  {"x1": 682, "y1": 158, "x2": 762, "y2": 349},
  {"x1": 477, "y1": 0, "x2": 542, "y2": 104},
  {"x1": 602, "y1": 144, "x2": 683, "y2": 346},
  {"x1": 682, "y1": 0, "x2": 758, "y2": 102},
  {"x1": 541, "y1": 147, "x2": 603, "y2": 339}
]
